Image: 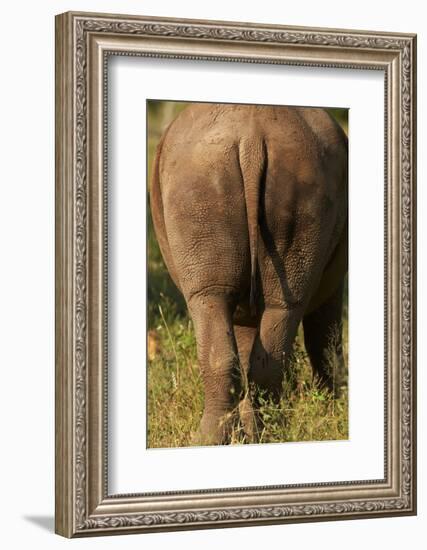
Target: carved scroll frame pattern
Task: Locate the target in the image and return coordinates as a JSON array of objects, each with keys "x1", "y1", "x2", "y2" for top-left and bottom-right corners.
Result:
[{"x1": 72, "y1": 17, "x2": 414, "y2": 531}]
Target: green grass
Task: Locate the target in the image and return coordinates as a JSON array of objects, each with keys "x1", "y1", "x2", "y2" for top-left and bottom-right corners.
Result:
[
  {"x1": 147, "y1": 312, "x2": 349, "y2": 448},
  {"x1": 147, "y1": 101, "x2": 348, "y2": 448},
  {"x1": 147, "y1": 299, "x2": 348, "y2": 448}
]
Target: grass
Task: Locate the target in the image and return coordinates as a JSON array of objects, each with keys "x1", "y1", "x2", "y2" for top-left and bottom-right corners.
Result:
[
  {"x1": 147, "y1": 302, "x2": 348, "y2": 448},
  {"x1": 147, "y1": 100, "x2": 349, "y2": 448}
]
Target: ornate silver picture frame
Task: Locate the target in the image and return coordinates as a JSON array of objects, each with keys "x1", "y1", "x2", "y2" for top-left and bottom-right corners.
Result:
[{"x1": 55, "y1": 11, "x2": 416, "y2": 537}]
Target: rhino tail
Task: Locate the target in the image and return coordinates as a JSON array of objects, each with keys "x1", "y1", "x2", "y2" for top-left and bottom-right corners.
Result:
[{"x1": 239, "y1": 136, "x2": 266, "y2": 315}]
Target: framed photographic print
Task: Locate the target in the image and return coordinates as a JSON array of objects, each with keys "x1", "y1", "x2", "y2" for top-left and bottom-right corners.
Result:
[{"x1": 55, "y1": 11, "x2": 417, "y2": 537}]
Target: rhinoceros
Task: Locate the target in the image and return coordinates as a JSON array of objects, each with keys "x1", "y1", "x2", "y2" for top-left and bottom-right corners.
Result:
[{"x1": 150, "y1": 103, "x2": 348, "y2": 445}]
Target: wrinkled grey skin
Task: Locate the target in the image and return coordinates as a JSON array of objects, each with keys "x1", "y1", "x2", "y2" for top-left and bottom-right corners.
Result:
[{"x1": 150, "y1": 103, "x2": 348, "y2": 445}]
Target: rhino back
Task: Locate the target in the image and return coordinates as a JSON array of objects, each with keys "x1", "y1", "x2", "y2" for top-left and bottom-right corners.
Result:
[{"x1": 156, "y1": 103, "x2": 347, "y2": 308}]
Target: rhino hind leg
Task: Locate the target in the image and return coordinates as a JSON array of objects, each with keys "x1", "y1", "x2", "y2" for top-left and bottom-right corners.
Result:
[
  {"x1": 303, "y1": 280, "x2": 346, "y2": 397},
  {"x1": 189, "y1": 294, "x2": 241, "y2": 446},
  {"x1": 247, "y1": 305, "x2": 304, "y2": 437},
  {"x1": 234, "y1": 324, "x2": 259, "y2": 442}
]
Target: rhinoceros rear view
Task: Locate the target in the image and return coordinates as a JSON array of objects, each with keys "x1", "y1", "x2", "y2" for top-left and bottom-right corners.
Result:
[{"x1": 150, "y1": 103, "x2": 348, "y2": 445}]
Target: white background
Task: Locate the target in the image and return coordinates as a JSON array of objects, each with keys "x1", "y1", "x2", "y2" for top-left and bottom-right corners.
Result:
[
  {"x1": 109, "y1": 59, "x2": 385, "y2": 493},
  {"x1": 0, "y1": 1, "x2": 424, "y2": 548}
]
